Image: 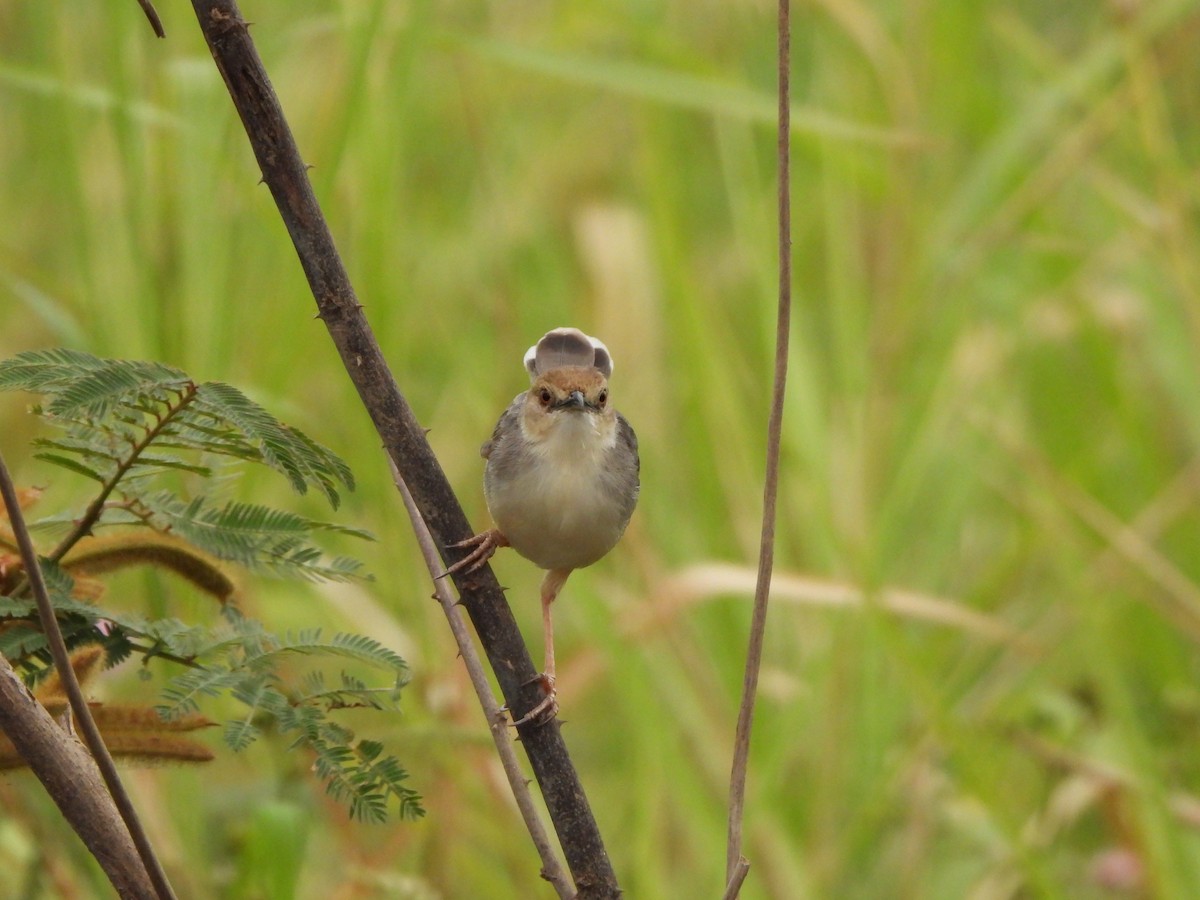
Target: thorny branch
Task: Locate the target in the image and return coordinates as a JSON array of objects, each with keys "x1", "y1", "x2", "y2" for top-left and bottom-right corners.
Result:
[{"x1": 186, "y1": 1, "x2": 619, "y2": 895}]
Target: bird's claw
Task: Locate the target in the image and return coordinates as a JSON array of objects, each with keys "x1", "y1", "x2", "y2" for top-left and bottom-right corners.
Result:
[
  {"x1": 511, "y1": 673, "x2": 557, "y2": 727},
  {"x1": 441, "y1": 529, "x2": 508, "y2": 578}
]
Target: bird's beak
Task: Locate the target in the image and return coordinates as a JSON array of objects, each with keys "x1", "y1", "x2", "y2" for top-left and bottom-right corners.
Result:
[{"x1": 555, "y1": 390, "x2": 588, "y2": 411}]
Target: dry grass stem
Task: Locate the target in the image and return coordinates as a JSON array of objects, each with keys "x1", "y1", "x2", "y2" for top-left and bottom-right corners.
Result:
[
  {"x1": 388, "y1": 458, "x2": 574, "y2": 899},
  {"x1": 725, "y1": 0, "x2": 792, "y2": 888}
]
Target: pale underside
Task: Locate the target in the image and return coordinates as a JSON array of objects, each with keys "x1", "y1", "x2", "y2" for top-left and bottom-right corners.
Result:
[{"x1": 483, "y1": 395, "x2": 637, "y2": 572}]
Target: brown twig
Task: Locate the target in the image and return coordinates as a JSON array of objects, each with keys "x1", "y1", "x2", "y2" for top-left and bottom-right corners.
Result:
[
  {"x1": 0, "y1": 655, "x2": 157, "y2": 898},
  {"x1": 136, "y1": 0, "x2": 165, "y2": 38},
  {"x1": 389, "y1": 458, "x2": 574, "y2": 899},
  {"x1": 722, "y1": 857, "x2": 751, "y2": 900},
  {"x1": 187, "y1": 2, "x2": 618, "y2": 894},
  {"x1": 0, "y1": 450, "x2": 176, "y2": 899},
  {"x1": 725, "y1": 0, "x2": 791, "y2": 889}
]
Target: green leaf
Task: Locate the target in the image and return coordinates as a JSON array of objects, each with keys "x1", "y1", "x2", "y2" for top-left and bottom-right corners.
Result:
[
  {"x1": 54, "y1": 370, "x2": 189, "y2": 419},
  {"x1": 46, "y1": 357, "x2": 190, "y2": 418},
  {"x1": 328, "y1": 633, "x2": 408, "y2": 673},
  {"x1": 193, "y1": 382, "x2": 352, "y2": 507},
  {"x1": 0, "y1": 347, "x2": 112, "y2": 392},
  {"x1": 32, "y1": 452, "x2": 107, "y2": 483},
  {"x1": 127, "y1": 453, "x2": 212, "y2": 476},
  {"x1": 1, "y1": 349, "x2": 412, "y2": 820},
  {"x1": 157, "y1": 667, "x2": 247, "y2": 720},
  {"x1": 136, "y1": 494, "x2": 371, "y2": 583},
  {"x1": 32, "y1": 436, "x2": 121, "y2": 462},
  {"x1": 0, "y1": 624, "x2": 49, "y2": 660},
  {"x1": 4, "y1": 350, "x2": 354, "y2": 511},
  {"x1": 37, "y1": 557, "x2": 78, "y2": 599},
  {"x1": 224, "y1": 718, "x2": 263, "y2": 752}
]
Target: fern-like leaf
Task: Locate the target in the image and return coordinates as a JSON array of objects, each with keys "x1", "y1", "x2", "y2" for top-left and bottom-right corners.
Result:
[
  {"x1": 133, "y1": 494, "x2": 371, "y2": 582},
  {"x1": 49, "y1": 359, "x2": 191, "y2": 419},
  {"x1": 0, "y1": 349, "x2": 354, "y2": 511},
  {"x1": 127, "y1": 453, "x2": 212, "y2": 477},
  {"x1": 191, "y1": 382, "x2": 352, "y2": 507},
  {"x1": 32, "y1": 453, "x2": 106, "y2": 483},
  {"x1": 223, "y1": 719, "x2": 262, "y2": 752},
  {"x1": 1, "y1": 349, "x2": 416, "y2": 820},
  {"x1": 237, "y1": 630, "x2": 408, "y2": 676},
  {"x1": 0, "y1": 347, "x2": 121, "y2": 392},
  {"x1": 156, "y1": 667, "x2": 247, "y2": 720}
]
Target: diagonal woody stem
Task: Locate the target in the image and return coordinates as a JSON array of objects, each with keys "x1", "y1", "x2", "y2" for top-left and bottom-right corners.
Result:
[
  {"x1": 187, "y1": 2, "x2": 619, "y2": 894},
  {"x1": 0, "y1": 449, "x2": 176, "y2": 899}
]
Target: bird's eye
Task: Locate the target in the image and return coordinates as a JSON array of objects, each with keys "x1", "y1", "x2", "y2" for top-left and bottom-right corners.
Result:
[
  {"x1": 538, "y1": 388, "x2": 553, "y2": 405},
  {"x1": 597, "y1": 389, "x2": 608, "y2": 406}
]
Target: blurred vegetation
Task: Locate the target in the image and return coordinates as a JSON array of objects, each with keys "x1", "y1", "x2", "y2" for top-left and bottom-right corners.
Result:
[{"x1": 2, "y1": 0, "x2": 1200, "y2": 897}]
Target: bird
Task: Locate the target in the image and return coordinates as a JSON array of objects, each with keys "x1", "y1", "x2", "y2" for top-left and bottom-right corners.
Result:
[{"x1": 445, "y1": 327, "x2": 640, "y2": 725}]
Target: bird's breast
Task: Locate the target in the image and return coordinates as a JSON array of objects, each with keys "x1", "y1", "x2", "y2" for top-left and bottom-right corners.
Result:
[{"x1": 484, "y1": 414, "x2": 633, "y2": 571}]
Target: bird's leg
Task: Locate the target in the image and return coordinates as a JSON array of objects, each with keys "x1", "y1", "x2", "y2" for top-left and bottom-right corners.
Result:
[
  {"x1": 513, "y1": 567, "x2": 571, "y2": 727},
  {"x1": 441, "y1": 529, "x2": 509, "y2": 577}
]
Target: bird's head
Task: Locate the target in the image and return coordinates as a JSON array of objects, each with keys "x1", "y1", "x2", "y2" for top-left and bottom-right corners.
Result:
[
  {"x1": 521, "y1": 367, "x2": 614, "y2": 442},
  {"x1": 518, "y1": 328, "x2": 617, "y2": 445}
]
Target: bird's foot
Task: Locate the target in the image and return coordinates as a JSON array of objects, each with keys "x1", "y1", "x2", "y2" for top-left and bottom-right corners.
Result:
[
  {"x1": 442, "y1": 529, "x2": 509, "y2": 577},
  {"x1": 512, "y1": 673, "x2": 557, "y2": 727}
]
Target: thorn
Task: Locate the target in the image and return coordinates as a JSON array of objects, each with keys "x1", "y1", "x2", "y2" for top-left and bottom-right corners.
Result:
[{"x1": 136, "y1": 0, "x2": 165, "y2": 37}]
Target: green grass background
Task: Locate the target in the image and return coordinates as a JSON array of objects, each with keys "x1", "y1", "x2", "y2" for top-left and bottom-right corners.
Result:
[{"x1": 3, "y1": 0, "x2": 1200, "y2": 897}]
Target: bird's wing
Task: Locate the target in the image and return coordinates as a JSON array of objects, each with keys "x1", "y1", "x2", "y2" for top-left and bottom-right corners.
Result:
[
  {"x1": 617, "y1": 412, "x2": 639, "y2": 473},
  {"x1": 616, "y1": 411, "x2": 641, "y2": 511},
  {"x1": 481, "y1": 392, "x2": 526, "y2": 459}
]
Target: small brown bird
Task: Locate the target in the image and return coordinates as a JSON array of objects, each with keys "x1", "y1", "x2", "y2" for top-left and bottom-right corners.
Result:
[{"x1": 447, "y1": 327, "x2": 640, "y2": 724}]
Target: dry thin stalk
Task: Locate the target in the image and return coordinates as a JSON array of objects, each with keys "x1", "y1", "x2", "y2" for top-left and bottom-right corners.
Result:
[
  {"x1": 722, "y1": 857, "x2": 751, "y2": 900},
  {"x1": 0, "y1": 451, "x2": 176, "y2": 900},
  {"x1": 725, "y1": 0, "x2": 791, "y2": 888},
  {"x1": 388, "y1": 458, "x2": 573, "y2": 899},
  {"x1": 0, "y1": 655, "x2": 156, "y2": 897}
]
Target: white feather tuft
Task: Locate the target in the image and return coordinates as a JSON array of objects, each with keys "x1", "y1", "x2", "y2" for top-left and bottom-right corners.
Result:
[{"x1": 524, "y1": 327, "x2": 614, "y2": 380}]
